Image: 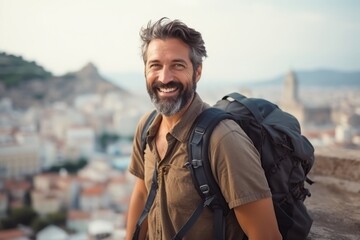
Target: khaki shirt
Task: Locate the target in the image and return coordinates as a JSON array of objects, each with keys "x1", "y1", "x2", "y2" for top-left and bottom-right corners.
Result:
[{"x1": 129, "y1": 93, "x2": 271, "y2": 240}]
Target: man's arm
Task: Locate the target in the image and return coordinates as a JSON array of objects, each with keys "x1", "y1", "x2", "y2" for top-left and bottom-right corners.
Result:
[
  {"x1": 234, "y1": 197, "x2": 282, "y2": 240},
  {"x1": 126, "y1": 178, "x2": 148, "y2": 240}
]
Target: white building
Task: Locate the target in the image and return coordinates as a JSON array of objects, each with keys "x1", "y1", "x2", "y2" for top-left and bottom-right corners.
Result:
[
  {"x1": 0, "y1": 131, "x2": 40, "y2": 178},
  {"x1": 36, "y1": 225, "x2": 68, "y2": 240},
  {"x1": 67, "y1": 210, "x2": 91, "y2": 233},
  {"x1": 65, "y1": 125, "x2": 95, "y2": 159},
  {"x1": 88, "y1": 219, "x2": 113, "y2": 240},
  {"x1": 32, "y1": 173, "x2": 79, "y2": 215},
  {"x1": 79, "y1": 184, "x2": 109, "y2": 211}
]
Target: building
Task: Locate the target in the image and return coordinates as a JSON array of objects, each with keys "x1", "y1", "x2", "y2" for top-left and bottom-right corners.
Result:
[
  {"x1": 36, "y1": 225, "x2": 68, "y2": 240},
  {"x1": 0, "y1": 129, "x2": 40, "y2": 179},
  {"x1": 335, "y1": 112, "x2": 360, "y2": 148},
  {"x1": 31, "y1": 190, "x2": 63, "y2": 216},
  {"x1": 88, "y1": 219, "x2": 113, "y2": 240},
  {"x1": 3, "y1": 179, "x2": 31, "y2": 208},
  {"x1": 31, "y1": 173, "x2": 79, "y2": 215},
  {"x1": 0, "y1": 228, "x2": 31, "y2": 240},
  {"x1": 67, "y1": 210, "x2": 91, "y2": 233},
  {"x1": 280, "y1": 70, "x2": 333, "y2": 129},
  {"x1": 79, "y1": 184, "x2": 109, "y2": 211},
  {"x1": 65, "y1": 125, "x2": 95, "y2": 160}
]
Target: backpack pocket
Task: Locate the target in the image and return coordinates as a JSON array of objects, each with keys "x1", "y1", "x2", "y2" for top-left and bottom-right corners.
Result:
[{"x1": 273, "y1": 194, "x2": 313, "y2": 240}]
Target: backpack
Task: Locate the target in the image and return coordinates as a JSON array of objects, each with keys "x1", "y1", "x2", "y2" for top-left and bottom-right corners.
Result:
[{"x1": 133, "y1": 92, "x2": 315, "y2": 240}]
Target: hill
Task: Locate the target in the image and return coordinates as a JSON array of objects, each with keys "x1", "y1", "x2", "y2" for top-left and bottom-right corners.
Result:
[
  {"x1": 0, "y1": 52, "x2": 52, "y2": 87},
  {"x1": 246, "y1": 69, "x2": 360, "y2": 88},
  {"x1": 0, "y1": 52, "x2": 129, "y2": 109}
]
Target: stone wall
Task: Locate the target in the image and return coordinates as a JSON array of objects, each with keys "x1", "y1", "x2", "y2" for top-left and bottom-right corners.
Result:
[{"x1": 310, "y1": 147, "x2": 360, "y2": 193}]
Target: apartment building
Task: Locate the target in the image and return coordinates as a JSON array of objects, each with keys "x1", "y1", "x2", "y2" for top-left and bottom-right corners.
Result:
[
  {"x1": 31, "y1": 173, "x2": 79, "y2": 215},
  {"x1": 67, "y1": 210, "x2": 91, "y2": 233},
  {"x1": 79, "y1": 184, "x2": 109, "y2": 211},
  {"x1": 0, "y1": 130, "x2": 40, "y2": 179}
]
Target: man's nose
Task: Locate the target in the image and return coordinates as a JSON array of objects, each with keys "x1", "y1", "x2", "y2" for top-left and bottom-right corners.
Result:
[{"x1": 158, "y1": 67, "x2": 173, "y2": 84}]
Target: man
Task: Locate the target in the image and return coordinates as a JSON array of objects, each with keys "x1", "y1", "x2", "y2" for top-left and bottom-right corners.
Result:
[{"x1": 126, "y1": 17, "x2": 282, "y2": 240}]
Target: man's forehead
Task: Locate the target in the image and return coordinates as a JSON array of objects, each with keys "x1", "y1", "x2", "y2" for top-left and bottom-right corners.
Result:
[{"x1": 146, "y1": 38, "x2": 191, "y2": 60}]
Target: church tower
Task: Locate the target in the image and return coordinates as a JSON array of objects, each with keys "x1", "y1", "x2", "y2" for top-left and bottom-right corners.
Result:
[
  {"x1": 280, "y1": 70, "x2": 304, "y2": 125},
  {"x1": 282, "y1": 70, "x2": 300, "y2": 105}
]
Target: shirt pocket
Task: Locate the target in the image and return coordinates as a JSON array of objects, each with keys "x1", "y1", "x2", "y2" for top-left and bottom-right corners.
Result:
[{"x1": 163, "y1": 163, "x2": 202, "y2": 216}]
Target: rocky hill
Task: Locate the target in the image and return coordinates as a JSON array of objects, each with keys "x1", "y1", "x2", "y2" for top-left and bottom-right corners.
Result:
[{"x1": 0, "y1": 52, "x2": 128, "y2": 109}]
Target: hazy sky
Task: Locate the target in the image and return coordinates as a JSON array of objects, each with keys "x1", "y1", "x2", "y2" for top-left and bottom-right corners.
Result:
[{"x1": 1, "y1": 0, "x2": 359, "y2": 83}]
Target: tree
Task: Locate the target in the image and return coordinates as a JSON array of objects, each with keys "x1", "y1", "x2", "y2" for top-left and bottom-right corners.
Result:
[
  {"x1": 0, "y1": 206, "x2": 38, "y2": 230},
  {"x1": 98, "y1": 132, "x2": 120, "y2": 151},
  {"x1": 0, "y1": 217, "x2": 16, "y2": 230},
  {"x1": 11, "y1": 207, "x2": 38, "y2": 226},
  {"x1": 31, "y1": 217, "x2": 48, "y2": 234}
]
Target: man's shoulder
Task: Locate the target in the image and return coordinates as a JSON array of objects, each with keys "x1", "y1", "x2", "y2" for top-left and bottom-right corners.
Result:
[
  {"x1": 133, "y1": 110, "x2": 158, "y2": 139},
  {"x1": 139, "y1": 110, "x2": 157, "y2": 127},
  {"x1": 209, "y1": 118, "x2": 250, "y2": 145},
  {"x1": 214, "y1": 118, "x2": 245, "y2": 134}
]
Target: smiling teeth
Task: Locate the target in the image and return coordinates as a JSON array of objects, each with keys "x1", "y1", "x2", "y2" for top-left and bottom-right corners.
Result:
[{"x1": 159, "y1": 87, "x2": 177, "y2": 93}]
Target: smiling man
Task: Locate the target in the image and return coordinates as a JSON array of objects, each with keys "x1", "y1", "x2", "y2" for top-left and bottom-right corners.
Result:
[
  {"x1": 126, "y1": 17, "x2": 282, "y2": 240},
  {"x1": 145, "y1": 37, "x2": 199, "y2": 118}
]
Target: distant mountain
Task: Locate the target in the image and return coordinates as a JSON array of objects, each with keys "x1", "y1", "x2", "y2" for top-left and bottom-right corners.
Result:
[
  {"x1": 0, "y1": 52, "x2": 129, "y2": 109},
  {"x1": 246, "y1": 69, "x2": 360, "y2": 88}
]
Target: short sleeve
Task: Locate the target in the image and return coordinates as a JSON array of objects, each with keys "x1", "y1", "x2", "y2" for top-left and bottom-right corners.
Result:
[{"x1": 209, "y1": 120, "x2": 271, "y2": 209}]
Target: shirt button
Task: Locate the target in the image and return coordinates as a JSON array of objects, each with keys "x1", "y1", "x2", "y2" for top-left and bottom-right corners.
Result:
[{"x1": 163, "y1": 166, "x2": 169, "y2": 175}]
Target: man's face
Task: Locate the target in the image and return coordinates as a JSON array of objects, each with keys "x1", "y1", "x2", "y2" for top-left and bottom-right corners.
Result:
[{"x1": 145, "y1": 38, "x2": 201, "y2": 116}]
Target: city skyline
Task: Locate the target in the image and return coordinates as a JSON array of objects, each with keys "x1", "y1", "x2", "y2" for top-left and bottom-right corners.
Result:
[{"x1": 1, "y1": 0, "x2": 360, "y2": 86}]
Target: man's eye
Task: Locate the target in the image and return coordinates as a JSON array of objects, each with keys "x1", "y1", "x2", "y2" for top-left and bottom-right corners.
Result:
[
  {"x1": 149, "y1": 64, "x2": 161, "y2": 69},
  {"x1": 174, "y1": 64, "x2": 185, "y2": 70}
]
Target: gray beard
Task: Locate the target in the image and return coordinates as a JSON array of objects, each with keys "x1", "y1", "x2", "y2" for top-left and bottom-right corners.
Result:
[
  {"x1": 147, "y1": 75, "x2": 197, "y2": 117},
  {"x1": 151, "y1": 94, "x2": 184, "y2": 117}
]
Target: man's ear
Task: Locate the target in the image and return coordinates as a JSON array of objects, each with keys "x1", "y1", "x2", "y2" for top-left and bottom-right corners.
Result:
[{"x1": 195, "y1": 64, "x2": 202, "y2": 82}]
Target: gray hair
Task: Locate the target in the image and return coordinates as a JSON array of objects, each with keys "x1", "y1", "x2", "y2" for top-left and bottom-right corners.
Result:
[{"x1": 140, "y1": 17, "x2": 207, "y2": 69}]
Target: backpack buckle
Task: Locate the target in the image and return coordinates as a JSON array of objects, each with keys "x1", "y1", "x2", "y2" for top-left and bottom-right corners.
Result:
[
  {"x1": 200, "y1": 184, "x2": 210, "y2": 194},
  {"x1": 191, "y1": 159, "x2": 203, "y2": 168},
  {"x1": 203, "y1": 195, "x2": 215, "y2": 207}
]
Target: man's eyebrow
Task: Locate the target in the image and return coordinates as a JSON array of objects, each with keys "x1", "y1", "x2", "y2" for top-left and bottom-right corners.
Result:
[
  {"x1": 148, "y1": 59, "x2": 160, "y2": 63},
  {"x1": 172, "y1": 59, "x2": 187, "y2": 64},
  {"x1": 147, "y1": 59, "x2": 188, "y2": 65},
  {"x1": 147, "y1": 59, "x2": 160, "y2": 65}
]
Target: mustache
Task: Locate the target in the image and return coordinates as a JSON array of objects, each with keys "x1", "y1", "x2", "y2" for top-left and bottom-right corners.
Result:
[{"x1": 152, "y1": 81, "x2": 183, "y2": 89}]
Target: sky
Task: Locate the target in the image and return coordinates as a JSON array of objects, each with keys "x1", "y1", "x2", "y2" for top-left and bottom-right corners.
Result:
[{"x1": 1, "y1": 0, "x2": 360, "y2": 84}]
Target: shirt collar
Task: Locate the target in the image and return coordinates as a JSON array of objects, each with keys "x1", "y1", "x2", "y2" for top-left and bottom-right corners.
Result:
[{"x1": 171, "y1": 93, "x2": 209, "y2": 143}]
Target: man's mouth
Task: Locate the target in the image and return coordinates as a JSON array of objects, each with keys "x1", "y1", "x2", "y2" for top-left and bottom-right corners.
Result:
[
  {"x1": 154, "y1": 81, "x2": 182, "y2": 97},
  {"x1": 158, "y1": 86, "x2": 178, "y2": 93}
]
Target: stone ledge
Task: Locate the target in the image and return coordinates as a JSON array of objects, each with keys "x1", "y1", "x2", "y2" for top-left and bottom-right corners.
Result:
[{"x1": 312, "y1": 147, "x2": 360, "y2": 183}]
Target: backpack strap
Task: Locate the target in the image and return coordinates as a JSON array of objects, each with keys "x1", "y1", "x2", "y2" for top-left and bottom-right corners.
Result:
[
  {"x1": 186, "y1": 107, "x2": 235, "y2": 240},
  {"x1": 171, "y1": 195, "x2": 216, "y2": 240},
  {"x1": 224, "y1": 92, "x2": 264, "y2": 122},
  {"x1": 140, "y1": 110, "x2": 157, "y2": 156},
  {"x1": 132, "y1": 110, "x2": 157, "y2": 240},
  {"x1": 132, "y1": 160, "x2": 158, "y2": 240},
  {"x1": 135, "y1": 108, "x2": 235, "y2": 240}
]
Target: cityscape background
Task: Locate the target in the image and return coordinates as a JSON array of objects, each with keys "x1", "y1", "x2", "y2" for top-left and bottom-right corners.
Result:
[{"x1": 0, "y1": 1, "x2": 360, "y2": 239}]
